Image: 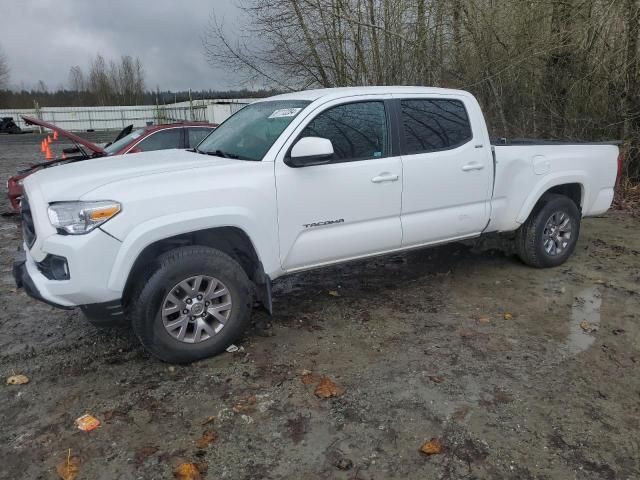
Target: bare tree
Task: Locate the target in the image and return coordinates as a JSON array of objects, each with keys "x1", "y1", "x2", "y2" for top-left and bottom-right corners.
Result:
[
  {"x1": 68, "y1": 65, "x2": 85, "y2": 91},
  {"x1": 74, "y1": 53, "x2": 146, "y2": 105},
  {"x1": 203, "y1": 0, "x2": 640, "y2": 181},
  {"x1": 0, "y1": 44, "x2": 9, "y2": 89}
]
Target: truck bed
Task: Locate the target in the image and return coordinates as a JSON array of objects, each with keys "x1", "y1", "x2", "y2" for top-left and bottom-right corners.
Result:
[
  {"x1": 487, "y1": 142, "x2": 619, "y2": 233},
  {"x1": 491, "y1": 138, "x2": 622, "y2": 146}
]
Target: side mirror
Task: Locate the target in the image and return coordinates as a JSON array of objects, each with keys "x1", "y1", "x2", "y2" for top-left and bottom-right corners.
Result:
[{"x1": 286, "y1": 137, "x2": 334, "y2": 167}]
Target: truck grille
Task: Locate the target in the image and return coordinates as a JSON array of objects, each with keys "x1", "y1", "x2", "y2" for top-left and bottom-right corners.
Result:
[{"x1": 21, "y1": 195, "x2": 37, "y2": 248}]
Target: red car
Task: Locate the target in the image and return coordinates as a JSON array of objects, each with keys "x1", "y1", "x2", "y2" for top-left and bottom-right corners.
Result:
[{"x1": 6, "y1": 116, "x2": 217, "y2": 212}]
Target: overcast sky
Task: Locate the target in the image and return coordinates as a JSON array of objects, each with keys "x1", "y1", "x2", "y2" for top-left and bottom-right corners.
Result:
[{"x1": 0, "y1": 0, "x2": 243, "y2": 91}]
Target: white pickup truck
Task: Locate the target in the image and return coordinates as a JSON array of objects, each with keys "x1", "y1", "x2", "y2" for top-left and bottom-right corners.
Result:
[{"x1": 14, "y1": 87, "x2": 621, "y2": 362}]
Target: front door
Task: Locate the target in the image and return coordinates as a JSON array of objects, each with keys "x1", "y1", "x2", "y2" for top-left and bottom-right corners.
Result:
[{"x1": 275, "y1": 99, "x2": 403, "y2": 271}]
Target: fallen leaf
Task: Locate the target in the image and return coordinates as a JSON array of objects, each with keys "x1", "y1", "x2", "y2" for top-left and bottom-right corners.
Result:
[
  {"x1": 195, "y1": 430, "x2": 217, "y2": 449},
  {"x1": 420, "y1": 438, "x2": 444, "y2": 455},
  {"x1": 75, "y1": 414, "x2": 101, "y2": 432},
  {"x1": 6, "y1": 374, "x2": 29, "y2": 385},
  {"x1": 503, "y1": 313, "x2": 514, "y2": 320},
  {"x1": 56, "y1": 450, "x2": 80, "y2": 480},
  {"x1": 301, "y1": 372, "x2": 320, "y2": 385},
  {"x1": 476, "y1": 316, "x2": 490, "y2": 324},
  {"x1": 201, "y1": 416, "x2": 216, "y2": 426},
  {"x1": 232, "y1": 395, "x2": 257, "y2": 413},
  {"x1": 328, "y1": 290, "x2": 340, "y2": 297},
  {"x1": 428, "y1": 376, "x2": 445, "y2": 384},
  {"x1": 580, "y1": 321, "x2": 599, "y2": 333},
  {"x1": 314, "y1": 376, "x2": 345, "y2": 398},
  {"x1": 173, "y1": 463, "x2": 202, "y2": 480}
]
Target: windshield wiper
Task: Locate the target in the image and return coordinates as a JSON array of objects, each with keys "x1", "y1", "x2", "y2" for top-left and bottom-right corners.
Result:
[{"x1": 204, "y1": 149, "x2": 240, "y2": 159}]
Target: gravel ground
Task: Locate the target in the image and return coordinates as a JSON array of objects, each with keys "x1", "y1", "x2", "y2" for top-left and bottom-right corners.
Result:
[{"x1": 0, "y1": 132, "x2": 639, "y2": 480}]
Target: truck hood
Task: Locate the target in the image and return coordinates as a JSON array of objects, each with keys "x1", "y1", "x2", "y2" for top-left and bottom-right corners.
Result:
[
  {"x1": 22, "y1": 115, "x2": 106, "y2": 155},
  {"x1": 24, "y1": 149, "x2": 239, "y2": 202}
]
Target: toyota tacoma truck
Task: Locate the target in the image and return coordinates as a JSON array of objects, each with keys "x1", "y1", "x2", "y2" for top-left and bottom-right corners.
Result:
[{"x1": 13, "y1": 87, "x2": 621, "y2": 363}]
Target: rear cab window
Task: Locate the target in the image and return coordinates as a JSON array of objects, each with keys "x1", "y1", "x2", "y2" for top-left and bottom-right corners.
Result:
[{"x1": 400, "y1": 99, "x2": 472, "y2": 154}]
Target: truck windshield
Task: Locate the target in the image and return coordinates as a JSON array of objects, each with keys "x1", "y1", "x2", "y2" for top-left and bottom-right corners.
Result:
[{"x1": 197, "y1": 100, "x2": 310, "y2": 161}]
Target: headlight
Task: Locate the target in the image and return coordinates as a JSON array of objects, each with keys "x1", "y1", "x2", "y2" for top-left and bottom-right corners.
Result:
[{"x1": 48, "y1": 201, "x2": 121, "y2": 235}]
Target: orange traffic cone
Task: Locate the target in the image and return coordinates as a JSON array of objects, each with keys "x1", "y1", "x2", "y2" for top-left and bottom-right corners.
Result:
[
  {"x1": 61, "y1": 152, "x2": 67, "y2": 160},
  {"x1": 45, "y1": 144, "x2": 53, "y2": 160},
  {"x1": 53, "y1": 130, "x2": 59, "y2": 140},
  {"x1": 40, "y1": 139, "x2": 46, "y2": 153},
  {"x1": 47, "y1": 135, "x2": 52, "y2": 144}
]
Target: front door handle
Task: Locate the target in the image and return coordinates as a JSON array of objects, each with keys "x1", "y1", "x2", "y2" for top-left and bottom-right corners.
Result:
[
  {"x1": 371, "y1": 173, "x2": 399, "y2": 183},
  {"x1": 461, "y1": 162, "x2": 485, "y2": 172}
]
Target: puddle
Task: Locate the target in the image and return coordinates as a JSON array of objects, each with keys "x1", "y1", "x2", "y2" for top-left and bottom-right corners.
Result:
[{"x1": 563, "y1": 286, "x2": 602, "y2": 356}]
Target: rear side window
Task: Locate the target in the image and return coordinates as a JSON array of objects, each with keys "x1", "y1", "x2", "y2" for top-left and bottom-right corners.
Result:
[
  {"x1": 136, "y1": 128, "x2": 183, "y2": 152},
  {"x1": 401, "y1": 99, "x2": 472, "y2": 154},
  {"x1": 300, "y1": 101, "x2": 388, "y2": 162},
  {"x1": 187, "y1": 127, "x2": 213, "y2": 148}
]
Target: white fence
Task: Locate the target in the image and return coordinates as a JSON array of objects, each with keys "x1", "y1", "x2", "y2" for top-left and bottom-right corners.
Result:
[{"x1": 0, "y1": 99, "x2": 254, "y2": 132}]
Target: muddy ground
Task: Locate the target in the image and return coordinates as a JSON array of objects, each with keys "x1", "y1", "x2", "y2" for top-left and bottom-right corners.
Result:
[{"x1": 0, "y1": 132, "x2": 638, "y2": 480}]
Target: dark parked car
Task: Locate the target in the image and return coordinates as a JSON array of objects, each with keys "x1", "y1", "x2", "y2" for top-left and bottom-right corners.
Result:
[
  {"x1": 0, "y1": 117, "x2": 22, "y2": 134},
  {"x1": 6, "y1": 116, "x2": 217, "y2": 212}
]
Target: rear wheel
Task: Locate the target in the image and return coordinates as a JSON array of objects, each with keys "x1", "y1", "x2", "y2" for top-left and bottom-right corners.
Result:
[
  {"x1": 130, "y1": 246, "x2": 253, "y2": 363},
  {"x1": 515, "y1": 194, "x2": 581, "y2": 268}
]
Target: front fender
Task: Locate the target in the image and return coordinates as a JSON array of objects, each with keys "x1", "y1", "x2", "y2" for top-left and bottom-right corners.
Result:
[{"x1": 104, "y1": 207, "x2": 280, "y2": 293}]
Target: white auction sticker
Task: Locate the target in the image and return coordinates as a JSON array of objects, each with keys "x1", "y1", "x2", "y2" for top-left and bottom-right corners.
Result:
[{"x1": 268, "y1": 108, "x2": 302, "y2": 119}]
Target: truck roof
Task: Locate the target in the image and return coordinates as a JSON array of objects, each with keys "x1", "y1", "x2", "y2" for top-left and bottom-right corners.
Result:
[{"x1": 265, "y1": 86, "x2": 472, "y2": 102}]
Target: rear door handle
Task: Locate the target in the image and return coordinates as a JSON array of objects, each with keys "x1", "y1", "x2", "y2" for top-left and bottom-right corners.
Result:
[
  {"x1": 461, "y1": 163, "x2": 485, "y2": 172},
  {"x1": 371, "y1": 173, "x2": 399, "y2": 183}
]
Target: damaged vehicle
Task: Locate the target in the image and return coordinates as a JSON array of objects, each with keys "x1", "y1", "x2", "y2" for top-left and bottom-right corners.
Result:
[
  {"x1": 6, "y1": 116, "x2": 217, "y2": 212},
  {"x1": 13, "y1": 87, "x2": 621, "y2": 363}
]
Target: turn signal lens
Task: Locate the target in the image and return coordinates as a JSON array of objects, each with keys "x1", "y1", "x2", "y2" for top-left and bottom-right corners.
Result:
[{"x1": 88, "y1": 205, "x2": 121, "y2": 222}]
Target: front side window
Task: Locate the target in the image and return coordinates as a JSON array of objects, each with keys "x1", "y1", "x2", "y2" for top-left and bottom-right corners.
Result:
[
  {"x1": 198, "y1": 100, "x2": 310, "y2": 161},
  {"x1": 401, "y1": 99, "x2": 472, "y2": 154},
  {"x1": 135, "y1": 128, "x2": 183, "y2": 152},
  {"x1": 299, "y1": 101, "x2": 388, "y2": 162}
]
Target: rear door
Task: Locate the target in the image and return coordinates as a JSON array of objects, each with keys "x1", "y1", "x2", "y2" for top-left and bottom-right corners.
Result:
[
  {"x1": 275, "y1": 97, "x2": 403, "y2": 271},
  {"x1": 396, "y1": 96, "x2": 492, "y2": 246}
]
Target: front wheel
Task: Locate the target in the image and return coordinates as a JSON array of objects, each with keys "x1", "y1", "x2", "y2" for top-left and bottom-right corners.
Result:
[
  {"x1": 515, "y1": 194, "x2": 581, "y2": 268},
  {"x1": 130, "y1": 246, "x2": 253, "y2": 363}
]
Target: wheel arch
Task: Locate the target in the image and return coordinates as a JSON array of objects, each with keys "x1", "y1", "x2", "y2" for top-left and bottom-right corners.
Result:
[
  {"x1": 516, "y1": 176, "x2": 586, "y2": 224},
  {"x1": 115, "y1": 225, "x2": 272, "y2": 314}
]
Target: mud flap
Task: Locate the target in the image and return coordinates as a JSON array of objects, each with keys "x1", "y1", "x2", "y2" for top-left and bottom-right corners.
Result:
[{"x1": 253, "y1": 263, "x2": 273, "y2": 315}]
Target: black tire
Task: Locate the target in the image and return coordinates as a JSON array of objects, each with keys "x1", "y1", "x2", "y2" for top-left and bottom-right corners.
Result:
[
  {"x1": 130, "y1": 246, "x2": 253, "y2": 363},
  {"x1": 515, "y1": 194, "x2": 581, "y2": 268}
]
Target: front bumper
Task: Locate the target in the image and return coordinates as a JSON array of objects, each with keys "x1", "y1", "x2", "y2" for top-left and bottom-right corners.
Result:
[
  {"x1": 13, "y1": 228, "x2": 123, "y2": 307},
  {"x1": 13, "y1": 250, "x2": 72, "y2": 309}
]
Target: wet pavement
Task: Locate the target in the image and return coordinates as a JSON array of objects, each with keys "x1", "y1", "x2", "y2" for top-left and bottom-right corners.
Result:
[{"x1": 0, "y1": 133, "x2": 639, "y2": 479}]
